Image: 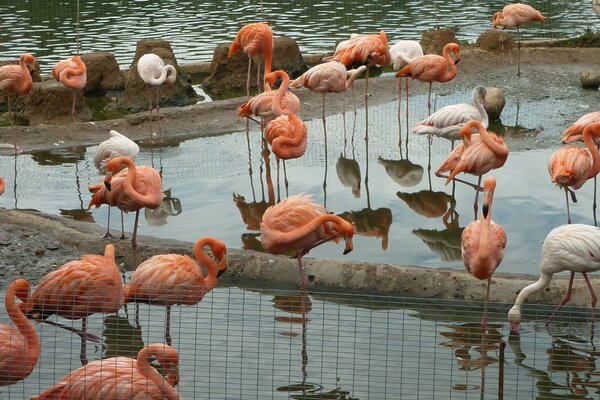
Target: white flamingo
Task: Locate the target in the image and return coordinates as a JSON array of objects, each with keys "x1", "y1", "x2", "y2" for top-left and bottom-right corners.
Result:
[
  {"x1": 389, "y1": 40, "x2": 423, "y2": 120},
  {"x1": 93, "y1": 130, "x2": 140, "y2": 239},
  {"x1": 137, "y1": 53, "x2": 177, "y2": 142},
  {"x1": 412, "y1": 85, "x2": 488, "y2": 148},
  {"x1": 508, "y1": 224, "x2": 600, "y2": 332}
]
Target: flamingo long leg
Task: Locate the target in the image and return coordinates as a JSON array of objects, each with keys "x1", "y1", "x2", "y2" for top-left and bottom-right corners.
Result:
[
  {"x1": 427, "y1": 82, "x2": 433, "y2": 116},
  {"x1": 583, "y1": 272, "x2": 598, "y2": 326},
  {"x1": 297, "y1": 255, "x2": 306, "y2": 292},
  {"x1": 283, "y1": 160, "x2": 289, "y2": 196},
  {"x1": 80, "y1": 317, "x2": 88, "y2": 365},
  {"x1": 8, "y1": 95, "x2": 20, "y2": 154},
  {"x1": 155, "y1": 87, "x2": 163, "y2": 143},
  {"x1": 545, "y1": 271, "x2": 575, "y2": 326},
  {"x1": 131, "y1": 209, "x2": 140, "y2": 251},
  {"x1": 473, "y1": 175, "x2": 483, "y2": 220},
  {"x1": 256, "y1": 58, "x2": 261, "y2": 93},
  {"x1": 120, "y1": 210, "x2": 127, "y2": 239},
  {"x1": 594, "y1": 176, "x2": 598, "y2": 226},
  {"x1": 246, "y1": 57, "x2": 252, "y2": 97},
  {"x1": 364, "y1": 66, "x2": 370, "y2": 142},
  {"x1": 37, "y1": 318, "x2": 100, "y2": 342},
  {"x1": 517, "y1": 26, "x2": 521, "y2": 77},
  {"x1": 482, "y1": 277, "x2": 491, "y2": 330},
  {"x1": 165, "y1": 305, "x2": 172, "y2": 346},
  {"x1": 146, "y1": 87, "x2": 154, "y2": 139},
  {"x1": 71, "y1": 90, "x2": 77, "y2": 124},
  {"x1": 566, "y1": 188, "x2": 572, "y2": 224},
  {"x1": 103, "y1": 206, "x2": 113, "y2": 239}
]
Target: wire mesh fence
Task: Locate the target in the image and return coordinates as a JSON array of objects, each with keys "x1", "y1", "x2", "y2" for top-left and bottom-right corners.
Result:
[{"x1": 1, "y1": 277, "x2": 599, "y2": 399}]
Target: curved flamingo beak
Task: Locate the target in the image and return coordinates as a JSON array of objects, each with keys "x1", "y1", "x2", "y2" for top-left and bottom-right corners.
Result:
[
  {"x1": 509, "y1": 321, "x2": 520, "y2": 333},
  {"x1": 343, "y1": 236, "x2": 353, "y2": 255},
  {"x1": 104, "y1": 172, "x2": 113, "y2": 191}
]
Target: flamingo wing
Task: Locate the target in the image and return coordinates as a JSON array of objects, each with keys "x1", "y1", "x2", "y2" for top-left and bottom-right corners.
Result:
[{"x1": 542, "y1": 224, "x2": 600, "y2": 274}]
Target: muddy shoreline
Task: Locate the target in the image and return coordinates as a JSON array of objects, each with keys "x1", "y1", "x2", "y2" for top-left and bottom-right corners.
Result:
[{"x1": 2, "y1": 46, "x2": 600, "y2": 307}]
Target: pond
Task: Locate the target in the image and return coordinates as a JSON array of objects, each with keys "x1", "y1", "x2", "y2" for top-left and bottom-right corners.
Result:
[
  {"x1": 1, "y1": 284, "x2": 598, "y2": 399},
  {"x1": 1, "y1": 1, "x2": 599, "y2": 71}
]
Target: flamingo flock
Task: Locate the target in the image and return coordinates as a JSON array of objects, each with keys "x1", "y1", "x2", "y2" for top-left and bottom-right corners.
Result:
[{"x1": 4, "y1": 1, "x2": 600, "y2": 397}]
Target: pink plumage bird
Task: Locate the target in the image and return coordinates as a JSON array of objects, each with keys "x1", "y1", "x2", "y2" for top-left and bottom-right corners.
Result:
[
  {"x1": 461, "y1": 176, "x2": 507, "y2": 330},
  {"x1": 548, "y1": 122, "x2": 600, "y2": 224},
  {"x1": 389, "y1": 40, "x2": 424, "y2": 121},
  {"x1": 396, "y1": 43, "x2": 460, "y2": 116},
  {"x1": 123, "y1": 237, "x2": 227, "y2": 345},
  {"x1": 0, "y1": 53, "x2": 35, "y2": 153},
  {"x1": 51, "y1": 55, "x2": 87, "y2": 124},
  {"x1": 260, "y1": 194, "x2": 354, "y2": 291},
  {"x1": 437, "y1": 120, "x2": 509, "y2": 220},
  {"x1": 492, "y1": 3, "x2": 545, "y2": 76},
  {"x1": 33, "y1": 343, "x2": 181, "y2": 399},
  {"x1": 228, "y1": 22, "x2": 273, "y2": 96},
  {"x1": 88, "y1": 156, "x2": 162, "y2": 250},
  {"x1": 0, "y1": 176, "x2": 4, "y2": 196},
  {"x1": 0, "y1": 279, "x2": 39, "y2": 386}
]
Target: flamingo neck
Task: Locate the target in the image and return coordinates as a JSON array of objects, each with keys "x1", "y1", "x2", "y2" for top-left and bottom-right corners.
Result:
[
  {"x1": 6, "y1": 283, "x2": 39, "y2": 362},
  {"x1": 120, "y1": 159, "x2": 157, "y2": 205},
  {"x1": 146, "y1": 65, "x2": 176, "y2": 85},
  {"x1": 584, "y1": 127, "x2": 600, "y2": 179},
  {"x1": 512, "y1": 272, "x2": 553, "y2": 309},
  {"x1": 276, "y1": 214, "x2": 350, "y2": 247},
  {"x1": 473, "y1": 121, "x2": 508, "y2": 158},
  {"x1": 263, "y1": 47, "x2": 272, "y2": 90},
  {"x1": 345, "y1": 66, "x2": 366, "y2": 89},
  {"x1": 17, "y1": 57, "x2": 33, "y2": 94},
  {"x1": 271, "y1": 72, "x2": 292, "y2": 116},
  {"x1": 472, "y1": 93, "x2": 488, "y2": 125},
  {"x1": 272, "y1": 117, "x2": 307, "y2": 159},
  {"x1": 439, "y1": 47, "x2": 457, "y2": 83},
  {"x1": 192, "y1": 238, "x2": 222, "y2": 285},
  {"x1": 137, "y1": 347, "x2": 181, "y2": 400}
]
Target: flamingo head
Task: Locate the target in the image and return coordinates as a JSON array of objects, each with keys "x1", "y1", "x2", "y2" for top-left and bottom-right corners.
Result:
[
  {"x1": 474, "y1": 85, "x2": 487, "y2": 107},
  {"x1": 147, "y1": 343, "x2": 180, "y2": 386},
  {"x1": 482, "y1": 176, "x2": 497, "y2": 219},
  {"x1": 491, "y1": 12, "x2": 505, "y2": 29},
  {"x1": 212, "y1": 241, "x2": 228, "y2": 278},
  {"x1": 21, "y1": 53, "x2": 36, "y2": 75},
  {"x1": 11, "y1": 279, "x2": 32, "y2": 312},
  {"x1": 508, "y1": 305, "x2": 521, "y2": 332},
  {"x1": 264, "y1": 70, "x2": 288, "y2": 89},
  {"x1": 561, "y1": 131, "x2": 581, "y2": 144},
  {"x1": 339, "y1": 219, "x2": 355, "y2": 255}
]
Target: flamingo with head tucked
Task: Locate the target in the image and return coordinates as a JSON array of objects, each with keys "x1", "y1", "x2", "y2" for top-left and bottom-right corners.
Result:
[
  {"x1": 548, "y1": 122, "x2": 600, "y2": 224},
  {"x1": 228, "y1": 22, "x2": 273, "y2": 96},
  {"x1": 0, "y1": 279, "x2": 39, "y2": 386},
  {"x1": 124, "y1": 237, "x2": 227, "y2": 345},
  {"x1": 137, "y1": 53, "x2": 177, "y2": 142},
  {"x1": 52, "y1": 55, "x2": 87, "y2": 124},
  {"x1": 396, "y1": 43, "x2": 460, "y2": 116},
  {"x1": 461, "y1": 176, "x2": 507, "y2": 330},
  {"x1": 33, "y1": 343, "x2": 181, "y2": 399},
  {"x1": 492, "y1": 3, "x2": 545, "y2": 76},
  {"x1": 0, "y1": 53, "x2": 35, "y2": 153},
  {"x1": 88, "y1": 156, "x2": 162, "y2": 250},
  {"x1": 260, "y1": 194, "x2": 354, "y2": 291}
]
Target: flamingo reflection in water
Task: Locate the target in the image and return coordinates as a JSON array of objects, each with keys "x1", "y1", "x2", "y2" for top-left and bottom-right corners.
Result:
[
  {"x1": 412, "y1": 210, "x2": 464, "y2": 262},
  {"x1": 336, "y1": 153, "x2": 361, "y2": 198},
  {"x1": 144, "y1": 188, "x2": 182, "y2": 226},
  {"x1": 378, "y1": 156, "x2": 424, "y2": 188}
]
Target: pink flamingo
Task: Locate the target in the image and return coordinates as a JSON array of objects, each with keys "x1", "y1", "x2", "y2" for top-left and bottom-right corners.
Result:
[
  {"x1": 228, "y1": 22, "x2": 273, "y2": 96},
  {"x1": 492, "y1": 3, "x2": 545, "y2": 76},
  {"x1": 237, "y1": 70, "x2": 300, "y2": 127},
  {"x1": 33, "y1": 343, "x2": 181, "y2": 399},
  {"x1": 88, "y1": 156, "x2": 162, "y2": 250},
  {"x1": 461, "y1": 176, "x2": 507, "y2": 329},
  {"x1": 124, "y1": 237, "x2": 227, "y2": 345},
  {"x1": 260, "y1": 194, "x2": 354, "y2": 291},
  {"x1": 0, "y1": 53, "x2": 35, "y2": 153},
  {"x1": 508, "y1": 223, "x2": 600, "y2": 332},
  {"x1": 0, "y1": 279, "x2": 39, "y2": 386},
  {"x1": 289, "y1": 61, "x2": 366, "y2": 123},
  {"x1": 22, "y1": 244, "x2": 123, "y2": 365},
  {"x1": 436, "y1": 120, "x2": 509, "y2": 220},
  {"x1": 51, "y1": 55, "x2": 87, "y2": 124},
  {"x1": 263, "y1": 114, "x2": 308, "y2": 191},
  {"x1": 548, "y1": 122, "x2": 600, "y2": 224},
  {"x1": 396, "y1": 43, "x2": 460, "y2": 116},
  {"x1": 389, "y1": 40, "x2": 423, "y2": 121},
  {"x1": 0, "y1": 176, "x2": 4, "y2": 196}
]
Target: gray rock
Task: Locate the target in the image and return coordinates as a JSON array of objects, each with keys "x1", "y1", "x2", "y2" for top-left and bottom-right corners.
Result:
[
  {"x1": 121, "y1": 39, "x2": 197, "y2": 113},
  {"x1": 580, "y1": 70, "x2": 600, "y2": 90},
  {"x1": 484, "y1": 87, "x2": 505, "y2": 121},
  {"x1": 420, "y1": 28, "x2": 457, "y2": 55},
  {"x1": 22, "y1": 80, "x2": 92, "y2": 125},
  {"x1": 203, "y1": 36, "x2": 308, "y2": 97},
  {"x1": 81, "y1": 52, "x2": 125, "y2": 94},
  {"x1": 476, "y1": 30, "x2": 515, "y2": 52}
]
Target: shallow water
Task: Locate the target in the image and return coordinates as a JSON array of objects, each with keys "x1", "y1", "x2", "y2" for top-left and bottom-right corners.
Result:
[
  {"x1": 1, "y1": 285, "x2": 599, "y2": 399},
  {"x1": 1, "y1": 1, "x2": 599, "y2": 71},
  {"x1": 0, "y1": 87, "x2": 597, "y2": 274}
]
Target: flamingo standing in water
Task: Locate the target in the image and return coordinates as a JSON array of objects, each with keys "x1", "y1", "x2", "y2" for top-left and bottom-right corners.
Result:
[
  {"x1": 260, "y1": 194, "x2": 354, "y2": 291},
  {"x1": 228, "y1": 22, "x2": 273, "y2": 96},
  {"x1": 461, "y1": 176, "x2": 507, "y2": 330},
  {"x1": 289, "y1": 60, "x2": 366, "y2": 123},
  {"x1": 237, "y1": 70, "x2": 300, "y2": 127},
  {"x1": 124, "y1": 237, "x2": 227, "y2": 345},
  {"x1": 51, "y1": 55, "x2": 87, "y2": 124},
  {"x1": 0, "y1": 279, "x2": 39, "y2": 386},
  {"x1": 389, "y1": 40, "x2": 423, "y2": 121},
  {"x1": 437, "y1": 120, "x2": 509, "y2": 220},
  {"x1": 0, "y1": 53, "x2": 35, "y2": 154},
  {"x1": 412, "y1": 85, "x2": 488, "y2": 149},
  {"x1": 137, "y1": 53, "x2": 177, "y2": 142},
  {"x1": 396, "y1": 43, "x2": 460, "y2": 116},
  {"x1": 22, "y1": 244, "x2": 123, "y2": 365},
  {"x1": 508, "y1": 223, "x2": 600, "y2": 332},
  {"x1": 89, "y1": 156, "x2": 162, "y2": 250},
  {"x1": 93, "y1": 130, "x2": 140, "y2": 238},
  {"x1": 33, "y1": 343, "x2": 181, "y2": 399},
  {"x1": 548, "y1": 122, "x2": 600, "y2": 224},
  {"x1": 492, "y1": 3, "x2": 545, "y2": 76}
]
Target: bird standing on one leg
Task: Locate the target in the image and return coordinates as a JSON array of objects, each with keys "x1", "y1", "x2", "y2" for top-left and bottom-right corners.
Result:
[
  {"x1": 137, "y1": 53, "x2": 177, "y2": 143},
  {"x1": 51, "y1": 55, "x2": 87, "y2": 124},
  {"x1": 0, "y1": 53, "x2": 35, "y2": 154},
  {"x1": 492, "y1": 3, "x2": 545, "y2": 77},
  {"x1": 461, "y1": 176, "x2": 507, "y2": 330}
]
